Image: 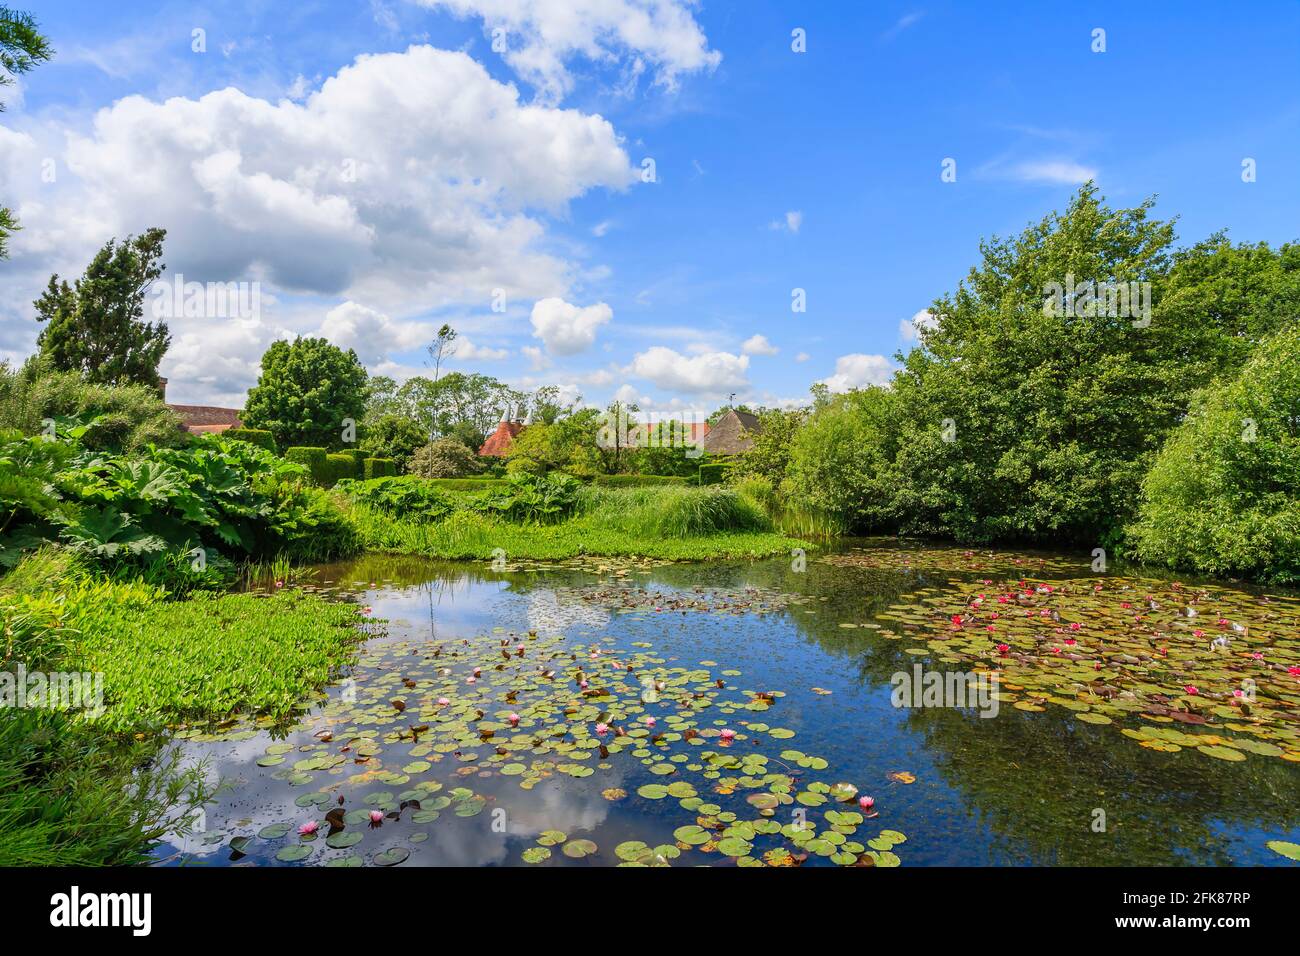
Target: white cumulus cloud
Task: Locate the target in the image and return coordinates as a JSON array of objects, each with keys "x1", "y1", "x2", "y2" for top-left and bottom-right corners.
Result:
[
  {"x1": 820, "y1": 353, "x2": 894, "y2": 393},
  {"x1": 417, "y1": 0, "x2": 722, "y2": 102},
  {"x1": 741, "y1": 334, "x2": 779, "y2": 356},
  {"x1": 629, "y1": 346, "x2": 749, "y2": 394},
  {"x1": 530, "y1": 297, "x2": 613, "y2": 355}
]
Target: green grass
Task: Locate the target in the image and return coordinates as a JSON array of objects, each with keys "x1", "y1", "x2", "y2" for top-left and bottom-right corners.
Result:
[{"x1": 345, "y1": 484, "x2": 804, "y2": 560}]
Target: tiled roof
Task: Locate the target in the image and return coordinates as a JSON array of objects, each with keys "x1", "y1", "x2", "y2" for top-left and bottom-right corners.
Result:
[
  {"x1": 168, "y1": 404, "x2": 244, "y2": 433},
  {"x1": 479, "y1": 421, "x2": 525, "y2": 457},
  {"x1": 700, "y1": 409, "x2": 762, "y2": 455}
]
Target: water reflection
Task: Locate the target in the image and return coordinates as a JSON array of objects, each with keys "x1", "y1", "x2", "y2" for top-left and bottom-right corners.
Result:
[{"x1": 159, "y1": 542, "x2": 1300, "y2": 866}]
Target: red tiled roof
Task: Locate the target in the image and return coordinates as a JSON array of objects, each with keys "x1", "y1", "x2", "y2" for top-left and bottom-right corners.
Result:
[
  {"x1": 479, "y1": 421, "x2": 524, "y2": 457},
  {"x1": 168, "y1": 404, "x2": 243, "y2": 433}
]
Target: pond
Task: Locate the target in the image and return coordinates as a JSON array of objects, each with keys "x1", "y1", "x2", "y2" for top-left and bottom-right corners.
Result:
[{"x1": 155, "y1": 540, "x2": 1300, "y2": 867}]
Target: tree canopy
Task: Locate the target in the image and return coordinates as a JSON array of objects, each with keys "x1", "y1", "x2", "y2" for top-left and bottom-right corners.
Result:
[
  {"x1": 242, "y1": 337, "x2": 369, "y2": 450},
  {"x1": 34, "y1": 229, "x2": 171, "y2": 388}
]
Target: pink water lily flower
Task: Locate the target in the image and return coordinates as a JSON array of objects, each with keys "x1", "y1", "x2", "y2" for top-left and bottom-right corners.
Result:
[
  {"x1": 508, "y1": 712, "x2": 520, "y2": 727},
  {"x1": 859, "y1": 795, "x2": 875, "y2": 810},
  {"x1": 298, "y1": 820, "x2": 319, "y2": 836},
  {"x1": 368, "y1": 810, "x2": 384, "y2": 827},
  {"x1": 719, "y1": 728, "x2": 736, "y2": 742},
  {"x1": 996, "y1": 644, "x2": 1009, "y2": 656},
  {"x1": 595, "y1": 722, "x2": 609, "y2": 736},
  {"x1": 645, "y1": 717, "x2": 656, "y2": 728},
  {"x1": 1288, "y1": 666, "x2": 1300, "y2": 677},
  {"x1": 437, "y1": 697, "x2": 450, "y2": 706},
  {"x1": 1184, "y1": 685, "x2": 1199, "y2": 695}
]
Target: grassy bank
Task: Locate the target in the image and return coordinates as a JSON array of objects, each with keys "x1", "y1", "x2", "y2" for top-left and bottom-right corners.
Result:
[
  {"x1": 0, "y1": 549, "x2": 370, "y2": 864},
  {"x1": 343, "y1": 482, "x2": 805, "y2": 560}
]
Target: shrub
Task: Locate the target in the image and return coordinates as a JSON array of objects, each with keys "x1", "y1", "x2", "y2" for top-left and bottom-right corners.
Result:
[
  {"x1": 1127, "y1": 326, "x2": 1300, "y2": 582},
  {"x1": 698, "y1": 462, "x2": 729, "y2": 485},
  {"x1": 786, "y1": 387, "x2": 900, "y2": 533},
  {"x1": 335, "y1": 476, "x2": 454, "y2": 522},
  {"x1": 592, "y1": 474, "x2": 689, "y2": 487},
  {"x1": 224, "y1": 428, "x2": 276, "y2": 454},
  {"x1": 505, "y1": 456, "x2": 544, "y2": 475},
  {"x1": 364, "y1": 457, "x2": 397, "y2": 479},
  {"x1": 424, "y1": 478, "x2": 504, "y2": 492},
  {"x1": 483, "y1": 472, "x2": 580, "y2": 523},
  {"x1": 0, "y1": 360, "x2": 184, "y2": 453},
  {"x1": 285, "y1": 446, "x2": 329, "y2": 485},
  {"x1": 0, "y1": 432, "x2": 358, "y2": 570},
  {"x1": 325, "y1": 453, "x2": 356, "y2": 487},
  {"x1": 359, "y1": 413, "x2": 427, "y2": 472},
  {"x1": 411, "y1": 437, "x2": 485, "y2": 478}
]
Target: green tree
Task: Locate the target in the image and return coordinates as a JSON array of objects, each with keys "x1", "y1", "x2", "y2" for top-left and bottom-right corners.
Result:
[
  {"x1": 1127, "y1": 326, "x2": 1300, "y2": 583},
  {"x1": 33, "y1": 229, "x2": 171, "y2": 388},
  {"x1": 242, "y1": 337, "x2": 368, "y2": 449},
  {"x1": 360, "y1": 413, "x2": 428, "y2": 471},
  {"x1": 886, "y1": 184, "x2": 1182, "y2": 544},
  {"x1": 729, "y1": 407, "x2": 807, "y2": 487},
  {"x1": 786, "y1": 388, "x2": 901, "y2": 531},
  {"x1": 0, "y1": 6, "x2": 52, "y2": 259}
]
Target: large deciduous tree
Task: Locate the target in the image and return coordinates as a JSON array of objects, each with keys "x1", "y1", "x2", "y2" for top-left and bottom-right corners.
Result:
[
  {"x1": 242, "y1": 338, "x2": 369, "y2": 450},
  {"x1": 34, "y1": 228, "x2": 171, "y2": 388}
]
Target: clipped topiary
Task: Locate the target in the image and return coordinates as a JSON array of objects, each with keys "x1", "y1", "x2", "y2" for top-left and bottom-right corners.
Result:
[{"x1": 285, "y1": 446, "x2": 329, "y2": 485}]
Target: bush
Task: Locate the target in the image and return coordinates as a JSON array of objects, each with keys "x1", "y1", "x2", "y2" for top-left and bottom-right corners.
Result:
[
  {"x1": 336, "y1": 448, "x2": 366, "y2": 476},
  {"x1": 224, "y1": 428, "x2": 277, "y2": 454},
  {"x1": 698, "y1": 462, "x2": 730, "y2": 485},
  {"x1": 364, "y1": 457, "x2": 396, "y2": 479},
  {"x1": 410, "y1": 437, "x2": 484, "y2": 478},
  {"x1": 424, "y1": 478, "x2": 505, "y2": 492},
  {"x1": 360, "y1": 413, "x2": 427, "y2": 472},
  {"x1": 325, "y1": 453, "x2": 356, "y2": 487},
  {"x1": 786, "y1": 387, "x2": 900, "y2": 533},
  {"x1": 505, "y1": 456, "x2": 544, "y2": 476},
  {"x1": 483, "y1": 472, "x2": 581, "y2": 523},
  {"x1": 1127, "y1": 326, "x2": 1300, "y2": 582},
  {"x1": 0, "y1": 360, "x2": 184, "y2": 453},
  {"x1": 592, "y1": 474, "x2": 689, "y2": 487},
  {"x1": 335, "y1": 476, "x2": 454, "y2": 522},
  {"x1": 0, "y1": 431, "x2": 358, "y2": 570},
  {"x1": 285, "y1": 446, "x2": 329, "y2": 485}
]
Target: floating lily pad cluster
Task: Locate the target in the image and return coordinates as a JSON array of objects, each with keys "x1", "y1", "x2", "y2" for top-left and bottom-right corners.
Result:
[
  {"x1": 180, "y1": 617, "x2": 904, "y2": 867},
  {"x1": 554, "y1": 583, "x2": 795, "y2": 617},
  {"x1": 844, "y1": 547, "x2": 1300, "y2": 764}
]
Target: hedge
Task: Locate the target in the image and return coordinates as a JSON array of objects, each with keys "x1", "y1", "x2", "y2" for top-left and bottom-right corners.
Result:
[
  {"x1": 325, "y1": 453, "x2": 357, "y2": 487},
  {"x1": 697, "y1": 462, "x2": 730, "y2": 486},
  {"x1": 592, "y1": 474, "x2": 689, "y2": 488},
  {"x1": 336, "y1": 448, "x2": 367, "y2": 477},
  {"x1": 285, "y1": 446, "x2": 329, "y2": 485},
  {"x1": 363, "y1": 457, "x2": 397, "y2": 479},
  {"x1": 223, "y1": 427, "x2": 277, "y2": 454}
]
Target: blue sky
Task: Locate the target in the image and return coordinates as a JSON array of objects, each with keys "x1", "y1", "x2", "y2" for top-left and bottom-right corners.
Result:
[{"x1": 3, "y1": 1, "x2": 1299, "y2": 411}]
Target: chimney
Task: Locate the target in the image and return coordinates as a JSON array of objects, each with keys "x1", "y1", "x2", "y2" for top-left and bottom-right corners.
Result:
[{"x1": 158, "y1": 377, "x2": 168, "y2": 402}]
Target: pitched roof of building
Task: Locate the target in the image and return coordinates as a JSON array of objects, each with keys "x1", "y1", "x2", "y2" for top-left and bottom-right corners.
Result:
[
  {"x1": 168, "y1": 404, "x2": 243, "y2": 433},
  {"x1": 479, "y1": 420, "x2": 525, "y2": 457},
  {"x1": 700, "y1": 409, "x2": 762, "y2": 455}
]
